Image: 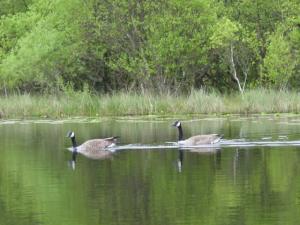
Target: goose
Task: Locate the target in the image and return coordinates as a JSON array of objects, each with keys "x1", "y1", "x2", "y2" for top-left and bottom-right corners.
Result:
[
  {"x1": 172, "y1": 121, "x2": 223, "y2": 145},
  {"x1": 66, "y1": 131, "x2": 119, "y2": 156}
]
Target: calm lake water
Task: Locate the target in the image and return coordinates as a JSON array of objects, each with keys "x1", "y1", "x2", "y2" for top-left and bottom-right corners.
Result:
[{"x1": 1, "y1": 115, "x2": 300, "y2": 225}]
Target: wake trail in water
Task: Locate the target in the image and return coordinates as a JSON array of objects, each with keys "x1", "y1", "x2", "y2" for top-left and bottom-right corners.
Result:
[
  {"x1": 220, "y1": 140, "x2": 300, "y2": 147},
  {"x1": 110, "y1": 139, "x2": 300, "y2": 151}
]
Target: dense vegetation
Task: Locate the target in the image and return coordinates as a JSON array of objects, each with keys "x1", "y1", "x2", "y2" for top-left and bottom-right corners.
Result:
[
  {"x1": 0, "y1": 0, "x2": 299, "y2": 95},
  {"x1": 1, "y1": 89, "x2": 300, "y2": 118}
]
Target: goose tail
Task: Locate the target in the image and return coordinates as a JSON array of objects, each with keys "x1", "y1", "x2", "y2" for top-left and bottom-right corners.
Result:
[
  {"x1": 106, "y1": 136, "x2": 120, "y2": 147},
  {"x1": 105, "y1": 136, "x2": 120, "y2": 141},
  {"x1": 106, "y1": 136, "x2": 120, "y2": 140},
  {"x1": 212, "y1": 134, "x2": 223, "y2": 144}
]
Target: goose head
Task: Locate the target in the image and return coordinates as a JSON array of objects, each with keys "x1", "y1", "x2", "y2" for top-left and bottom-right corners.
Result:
[
  {"x1": 66, "y1": 131, "x2": 77, "y2": 150},
  {"x1": 66, "y1": 131, "x2": 75, "y2": 138},
  {"x1": 172, "y1": 120, "x2": 181, "y2": 128},
  {"x1": 172, "y1": 120, "x2": 184, "y2": 141}
]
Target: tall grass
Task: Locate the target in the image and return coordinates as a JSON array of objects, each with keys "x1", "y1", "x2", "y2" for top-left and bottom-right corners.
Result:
[{"x1": 1, "y1": 89, "x2": 300, "y2": 118}]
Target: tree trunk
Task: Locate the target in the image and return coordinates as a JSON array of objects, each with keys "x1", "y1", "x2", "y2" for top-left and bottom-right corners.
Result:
[{"x1": 230, "y1": 44, "x2": 244, "y2": 94}]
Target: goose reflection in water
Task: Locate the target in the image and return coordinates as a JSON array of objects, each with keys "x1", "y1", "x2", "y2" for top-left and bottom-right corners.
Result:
[
  {"x1": 177, "y1": 149, "x2": 184, "y2": 173},
  {"x1": 184, "y1": 147, "x2": 221, "y2": 154},
  {"x1": 68, "y1": 151, "x2": 78, "y2": 170},
  {"x1": 68, "y1": 147, "x2": 114, "y2": 170},
  {"x1": 176, "y1": 147, "x2": 222, "y2": 173}
]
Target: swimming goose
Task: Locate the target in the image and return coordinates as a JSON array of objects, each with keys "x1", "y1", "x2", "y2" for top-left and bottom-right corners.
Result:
[
  {"x1": 66, "y1": 131, "x2": 119, "y2": 155},
  {"x1": 172, "y1": 121, "x2": 222, "y2": 145}
]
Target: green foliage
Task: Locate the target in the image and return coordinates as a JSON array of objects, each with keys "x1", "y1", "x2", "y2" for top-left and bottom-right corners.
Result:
[
  {"x1": 0, "y1": 7, "x2": 41, "y2": 59},
  {"x1": 263, "y1": 32, "x2": 296, "y2": 89},
  {"x1": 143, "y1": 0, "x2": 218, "y2": 90},
  {"x1": 0, "y1": 0, "x2": 32, "y2": 15},
  {"x1": 0, "y1": 0, "x2": 299, "y2": 93},
  {"x1": 210, "y1": 18, "x2": 240, "y2": 48},
  {"x1": 0, "y1": 0, "x2": 87, "y2": 92}
]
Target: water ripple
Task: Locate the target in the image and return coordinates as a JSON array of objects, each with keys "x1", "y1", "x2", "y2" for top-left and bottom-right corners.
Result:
[{"x1": 111, "y1": 139, "x2": 300, "y2": 151}]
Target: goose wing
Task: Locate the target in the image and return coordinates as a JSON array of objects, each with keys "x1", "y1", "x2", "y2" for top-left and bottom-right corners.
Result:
[
  {"x1": 77, "y1": 138, "x2": 116, "y2": 153},
  {"x1": 181, "y1": 134, "x2": 222, "y2": 145},
  {"x1": 104, "y1": 136, "x2": 119, "y2": 141}
]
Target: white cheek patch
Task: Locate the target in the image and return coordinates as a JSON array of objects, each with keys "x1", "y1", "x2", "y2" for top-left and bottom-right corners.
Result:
[
  {"x1": 176, "y1": 122, "x2": 181, "y2": 127},
  {"x1": 70, "y1": 132, "x2": 75, "y2": 138}
]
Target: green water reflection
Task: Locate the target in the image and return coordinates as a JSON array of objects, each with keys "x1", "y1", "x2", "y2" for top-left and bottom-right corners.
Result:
[{"x1": 0, "y1": 115, "x2": 300, "y2": 225}]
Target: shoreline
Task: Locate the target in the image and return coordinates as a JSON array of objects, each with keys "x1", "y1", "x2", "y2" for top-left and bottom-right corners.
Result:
[
  {"x1": 0, "y1": 113, "x2": 299, "y2": 123},
  {"x1": 1, "y1": 89, "x2": 300, "y2": 119}
]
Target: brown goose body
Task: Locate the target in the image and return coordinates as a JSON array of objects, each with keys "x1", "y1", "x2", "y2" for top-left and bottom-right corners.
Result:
[
  {"x1": 172, "y1": 121, "x2": 222, "y2": 146},
  {"x1": 67, "y1": 131, "x2": 118, "y2": 156},
  {"x1": 75, "y1": 137, "x2": 118, "y2": 153},
  {"x1": 179, "y1": 134, "x2": 222, "y2": 145}
]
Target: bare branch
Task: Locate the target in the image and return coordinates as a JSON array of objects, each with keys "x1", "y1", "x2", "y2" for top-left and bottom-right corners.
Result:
[{"x1": 230, "y1": 43, "x2": 243, "y2": 94}]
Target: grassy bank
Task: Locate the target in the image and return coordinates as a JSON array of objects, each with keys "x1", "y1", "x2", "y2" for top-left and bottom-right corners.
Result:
[{"x1": 1, "y1": 89, "x2": 300, "y2": 118}]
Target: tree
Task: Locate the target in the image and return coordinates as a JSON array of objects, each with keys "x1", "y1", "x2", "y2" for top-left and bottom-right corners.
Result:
[
  {"x1": 0, "y1": 0, "x2": 88, "y2": 93},
  {"x1": 263, "y1": 23, "x2": 298, "y2": 89},
  {"x1": 209, "y1": 18, "x2": 254, "y2": 94}
]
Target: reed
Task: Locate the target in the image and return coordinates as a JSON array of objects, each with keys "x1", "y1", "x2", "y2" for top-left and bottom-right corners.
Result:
[{"x1": 0, "y1": 89, "x2": 300, "y2": 119}]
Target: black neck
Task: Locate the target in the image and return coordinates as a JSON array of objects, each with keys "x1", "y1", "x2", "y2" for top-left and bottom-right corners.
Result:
[
  {"x1": 71, "y1": 137, "x2": 77, "y2": 151},
  {"x1": 177, "y1": 125, "x2": 183, "y2": 141}
]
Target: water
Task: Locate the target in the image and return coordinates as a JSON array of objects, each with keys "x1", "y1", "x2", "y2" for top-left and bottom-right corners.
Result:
[{"x1": 1, "y1": 115, "x2": 300, "y2": 225}]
